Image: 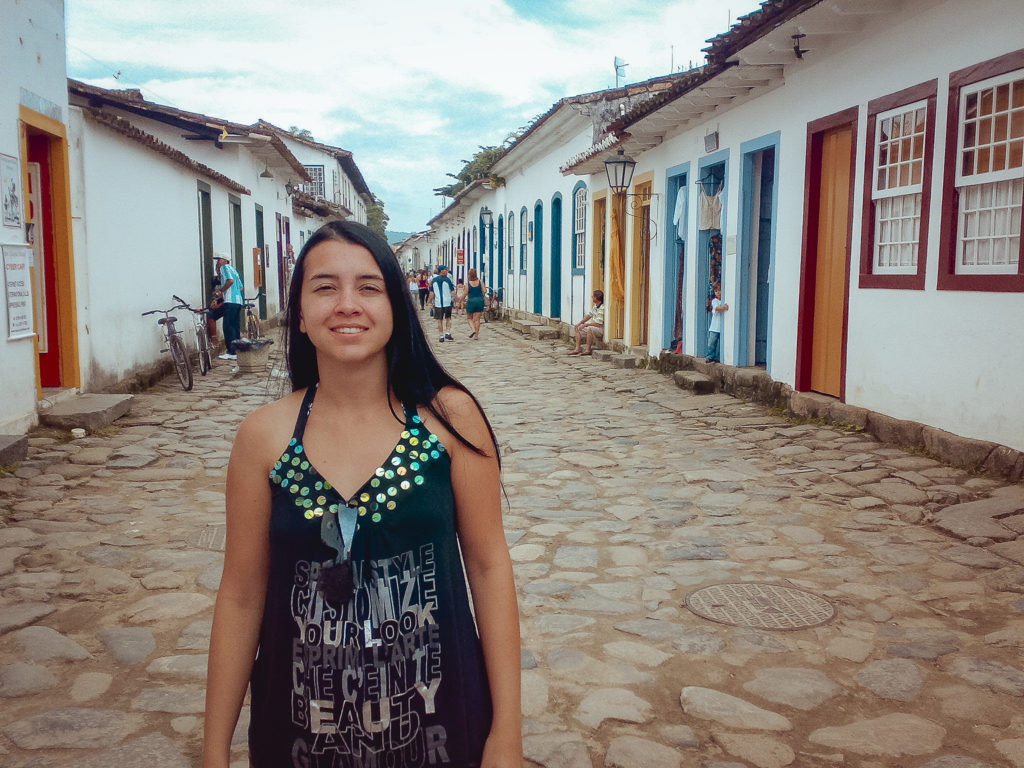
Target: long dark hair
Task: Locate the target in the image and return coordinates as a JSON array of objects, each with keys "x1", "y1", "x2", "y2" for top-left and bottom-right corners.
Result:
[{"x1": 284, "y1": 220, "x2": 499, "y2": 462}]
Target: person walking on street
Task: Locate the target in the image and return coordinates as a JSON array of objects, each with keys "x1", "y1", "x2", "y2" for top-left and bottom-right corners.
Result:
[
  {"x1": 202, "y1": 220, "x2": 521, "y2": 768},
  {"x1": 465, "y1": 268, "x2": 487, "y2": 340},
  {"x1": 214, "y1": 253, "x2": 243, "y2": 360},
  {"x1": 432, "y1": 265, "x2": 456, "y2": 342},
  {"x1": 417, "y1": 270, "x2": 429, "y2": 310}
]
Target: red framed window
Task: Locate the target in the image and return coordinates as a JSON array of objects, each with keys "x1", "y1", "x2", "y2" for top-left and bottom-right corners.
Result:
[
  {"x1": 859, "y1": 81, "x2": 936, "y2": 289},
  {"x1": 938, "y1": 49, "x2": 1024, "y2": 292}
]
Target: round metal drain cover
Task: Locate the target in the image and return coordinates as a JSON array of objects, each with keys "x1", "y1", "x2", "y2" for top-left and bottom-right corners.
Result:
[{"x1": 685, "y1": 583, "x2": 835, "y2": 630}]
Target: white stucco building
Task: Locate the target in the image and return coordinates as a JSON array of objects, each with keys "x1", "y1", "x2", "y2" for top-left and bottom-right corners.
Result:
[
  {"x1": 422, "y1": 0, "x2": 1024, "y2": 469},
  {"x1": 1, "y1": 0, "x2": 76, "y2": 435},
  {"x1": 0, "y1": 31, "x2": 378, "y2": 437}
]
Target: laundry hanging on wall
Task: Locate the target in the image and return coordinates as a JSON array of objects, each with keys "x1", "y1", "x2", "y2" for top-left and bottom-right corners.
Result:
[{"x1": 698, "y1": 181, "x2": 722, "y2": 231}]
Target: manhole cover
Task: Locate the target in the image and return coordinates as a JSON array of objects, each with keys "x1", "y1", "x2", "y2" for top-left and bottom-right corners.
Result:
[
  {"x1": 189, "y1": 524, "x2": 226, "y2": 552},
  {"x1": 685, "y1": 583, "x2": 835, "y2": 630}
]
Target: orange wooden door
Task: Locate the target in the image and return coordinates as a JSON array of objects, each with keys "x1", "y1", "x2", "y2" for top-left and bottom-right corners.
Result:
[{"x1": 810, "y1": 125, "x2": 852, "y2": 397}]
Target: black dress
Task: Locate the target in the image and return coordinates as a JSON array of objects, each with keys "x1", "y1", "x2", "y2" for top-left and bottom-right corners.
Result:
[{"x1": 248, "y1": 386, "x2": 492, "y2": 767}]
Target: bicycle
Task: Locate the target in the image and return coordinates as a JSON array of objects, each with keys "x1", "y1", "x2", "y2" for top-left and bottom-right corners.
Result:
[
  {"x1": 242, "y1": 289, "x2": 264, "y2": 340},
  {"x1": 142, "y1": 304, "x2": 193, "y2": 391},
  {"x1": 172, "y1": 294, "x2": 213, "y2": 376}
]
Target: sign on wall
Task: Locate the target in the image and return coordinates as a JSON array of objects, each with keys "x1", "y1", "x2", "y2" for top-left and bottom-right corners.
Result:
[
  {"x1": 3, "y1": 244, "x2": 34, "y2": 340},
  {"x1": 1, "y1": 153, "x2": 24, "y2": 229}
]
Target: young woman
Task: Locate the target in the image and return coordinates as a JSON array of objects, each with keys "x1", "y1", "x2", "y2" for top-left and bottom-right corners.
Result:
[
  {"x1": 417, "y1": 270, "x2": 429, "y2": 310},
  {"x1": 203, "y1": 221, "x2": 521, "y2": 768},
  {"x1": 465, "y1": 268, "x2": 486, "y2": 340}
]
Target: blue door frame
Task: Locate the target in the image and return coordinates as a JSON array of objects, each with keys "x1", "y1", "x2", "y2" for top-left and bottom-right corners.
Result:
[
  {"x1": 550, "y1": 193, "x2": 562, "y2": 319},
  {"x1": 695, "y1": 151, "x2": 729, "y2": 358},
  {"x1": 533, "y1": 201, "x2": 543, "y2": 315},
  {"x1": 736, "y1": 133, "x2": 780, "y2": 370},
  {"x1": 497, "y1": 216, "x2": 504, "y2": 290},
  {"x1": 664, "y1": 162, "x2": 690, "y2": 350}
]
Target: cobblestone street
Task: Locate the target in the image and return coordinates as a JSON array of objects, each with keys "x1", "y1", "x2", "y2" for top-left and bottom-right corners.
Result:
[{"x1": 2, "y1": 314, "x2": 1024, "y2": 768}]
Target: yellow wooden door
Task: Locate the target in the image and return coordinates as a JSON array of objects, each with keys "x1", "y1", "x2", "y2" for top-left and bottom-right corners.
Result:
[
  {"x1": 592, "y1": 196, "x2": 606, "y2": 300},
  {"x1": 628, "y1": 183, "x2": 652, "y2": 346},
  {"x1": 810, "y1": 125, "x2": 852, "y2": 397},
  {"x1": 609, "y1": 193, "x2": 626, "y2": 340}
]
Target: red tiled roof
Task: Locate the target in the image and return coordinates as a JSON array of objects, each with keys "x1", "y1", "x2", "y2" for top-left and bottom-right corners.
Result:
[{"x1": 84, "y1": 109, "x2": 250, "y2": 195}]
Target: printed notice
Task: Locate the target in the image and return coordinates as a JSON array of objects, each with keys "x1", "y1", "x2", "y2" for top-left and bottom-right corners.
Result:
[{"x1": 3, "y1": 244, "x2": 34, "y2": 340}]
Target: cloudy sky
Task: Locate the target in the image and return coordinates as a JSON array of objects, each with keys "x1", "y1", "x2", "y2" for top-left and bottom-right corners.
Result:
[{"x1": 66, "y1": 0, "x2": 763, "y2": 232}]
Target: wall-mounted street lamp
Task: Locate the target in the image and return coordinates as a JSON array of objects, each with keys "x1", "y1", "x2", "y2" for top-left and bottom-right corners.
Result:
[
  {"x1": 285, "y1": 181, "x2": 298, "y2": 198},
  {"x1": 480, "y1": 206, "x2": 493, "y2": 227},
  {"x1": 603, "y1": 146, "x2": 658, "y2": 242},
  {"x1": 604, "y1": 148, "x2": 637, "y2": 193}
]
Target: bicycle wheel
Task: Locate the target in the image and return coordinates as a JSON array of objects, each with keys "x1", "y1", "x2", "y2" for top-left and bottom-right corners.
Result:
[
  {"x1": 197, "y1": 326, "x2": 211, "y2": 375},
  {"x1": 170, "y1": 334, "x2": 193, "y2": 391},
  {"x1": 246, "y1": 311, "x2": 261, "y2": 340}
]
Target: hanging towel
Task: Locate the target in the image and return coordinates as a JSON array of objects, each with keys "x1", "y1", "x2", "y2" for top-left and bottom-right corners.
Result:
[{"x1": 672, "y1": 191, "x2": 686, "y2": 240}]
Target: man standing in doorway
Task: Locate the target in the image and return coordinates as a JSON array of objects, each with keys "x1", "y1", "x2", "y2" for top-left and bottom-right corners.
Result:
[
  {"x1": 431, "y1": 265, "x2": 455, "y2": 342},
  {"x1": 214, "y1": 253, "x2": 243, "y2": 360}
]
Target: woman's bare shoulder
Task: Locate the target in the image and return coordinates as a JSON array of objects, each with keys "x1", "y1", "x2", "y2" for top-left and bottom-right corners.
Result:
[
  {"x1": 427, "y1": 386, "x2": 492, "y2": 450},
  {"x1": 233, "y1": 389, "x2": 307, "y2": 466}
]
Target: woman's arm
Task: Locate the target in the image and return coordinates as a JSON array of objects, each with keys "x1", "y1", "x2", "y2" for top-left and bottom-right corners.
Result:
[
  {"x1": 437, "y1": 388, "x2": 522, "y2": 768},
  {"x1": 202, "y1": 410, "x2": 277, "y2": 768}
]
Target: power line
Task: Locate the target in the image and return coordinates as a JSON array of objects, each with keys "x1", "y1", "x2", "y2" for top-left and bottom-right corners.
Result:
[{"x1": 66, "y1": 42, "x2": 182, "y2": 109}]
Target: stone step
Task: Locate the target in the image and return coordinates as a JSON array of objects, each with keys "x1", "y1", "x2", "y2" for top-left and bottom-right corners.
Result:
[
  {"x1": 528, "y1": 325, "x2": 561, "y2": 340},
  {"x1": 692, "y1": 358, "x2": 723, "y2": 376},
  {"x1": 611, "y1": 354, "x2": 638, "y2": 369},
  {"x1": 510, "y1": 320, "x2": 540, "y2": 334},
  {"x1": 592, "y1": 350, "x2": 616, "y2": 362},
  {"x1": 0, "y1": 434, "x2": 28, "y2": 465},
  {"x1": 38, "y1": 394, "x2": 134, "y2": 431},
  {"x1": 674, "y1": 370, "x2": 715, "y2": 394}
]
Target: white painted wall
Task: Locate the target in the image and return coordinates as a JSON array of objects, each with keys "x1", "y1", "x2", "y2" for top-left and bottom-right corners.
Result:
[
  {"x1": 70, "y1": 109, "x2": 227, "y2": 388},
  {"x1": 0, "y1": 0, "x2": 69, "y2": 434}
]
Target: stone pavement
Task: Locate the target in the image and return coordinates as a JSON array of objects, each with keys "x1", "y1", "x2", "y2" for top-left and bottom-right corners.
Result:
[{"x1": 1, "y1": 314, "x2": 1023, "y2": 768}]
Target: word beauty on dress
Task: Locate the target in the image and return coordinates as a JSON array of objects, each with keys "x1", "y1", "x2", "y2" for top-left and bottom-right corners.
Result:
[{"x1": 287, "y1": 543, "x2": 451, "y2": 766}]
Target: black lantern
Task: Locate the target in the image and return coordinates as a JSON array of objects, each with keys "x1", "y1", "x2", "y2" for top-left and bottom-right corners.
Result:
[
  {"x1": 480, "y1": 206, "x2": 493, "y2": 227},
  {"x1": 604, "y1": 148, "x2": 637, "y2": 193}
]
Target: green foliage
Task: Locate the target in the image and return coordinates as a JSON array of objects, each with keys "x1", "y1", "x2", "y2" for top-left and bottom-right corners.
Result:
[
  {"x1": 366, "y1": 195, "x2": 389, "y2": 239},
  {"x1": 289, "y1": 126, "x2": 315, "y2": 141},
  {"x1": 434, "y1": 144, "x2": 509, "y2": 199}
]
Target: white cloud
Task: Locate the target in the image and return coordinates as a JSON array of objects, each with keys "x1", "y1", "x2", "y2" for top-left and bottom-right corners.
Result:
[{"x1": 66, "y1": 0, "x2": 762, "y2": 229}]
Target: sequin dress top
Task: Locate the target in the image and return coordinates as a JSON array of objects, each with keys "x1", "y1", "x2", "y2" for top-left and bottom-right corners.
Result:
[{"x1": 249, "y1": 385, "x2": 492, "y2": 767}]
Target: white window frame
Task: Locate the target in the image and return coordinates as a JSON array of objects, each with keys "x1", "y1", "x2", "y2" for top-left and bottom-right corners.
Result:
[
  {"x1": 507, "y1": 212, "x2": 515, "y2": 272},
  {"x1": 520, "y1": 212, "x2": 528, "y2": 271},
  {"x1": 574, "y1": 187, "x2": 587, "y2": 271},
  {"x1": 871, "y1": 100, "x2": 928, "y2": 275},
  {"x1": 304, "y1": 165, "x2": 326, "y2": 198},
  {"x1": 954, "y1": 68, "x2": 1024, "y2": 274}
]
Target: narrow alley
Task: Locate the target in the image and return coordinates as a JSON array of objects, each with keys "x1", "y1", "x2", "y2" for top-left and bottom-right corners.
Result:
[{"x1": 1, "y1": 316, "x2": 1023, "y2": 768}]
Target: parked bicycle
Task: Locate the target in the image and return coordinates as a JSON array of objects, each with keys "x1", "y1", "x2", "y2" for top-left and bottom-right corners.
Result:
[
  {"x1": 142, "y1": 304, "x2": 193, "y2": 391},
  {"x1": 172, "y1": 294, "x2": 213, "y2": 376},
  {"x1": 486, "y1": 286, "x2": 504, "y2": 322},
  {"x1": 242, "y1": 289, "x2": 264, "y2": 340}
]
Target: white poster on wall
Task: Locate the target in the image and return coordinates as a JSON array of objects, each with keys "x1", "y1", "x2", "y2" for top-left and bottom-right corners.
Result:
[
  {"x1": 1, "y1": 154, "x2": 24, "y2": 229},
  {"x1": 2, "y1": 244, "x2": 34, "y2": 340}
]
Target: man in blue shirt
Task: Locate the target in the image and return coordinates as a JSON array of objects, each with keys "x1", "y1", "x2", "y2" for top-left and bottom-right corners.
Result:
[
  {"x1": 214, "y1": 253, "x2": 243, "y2": 360},
  {"x1": 431, "y1": 266, "x2": 455, "y2": 342}
]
